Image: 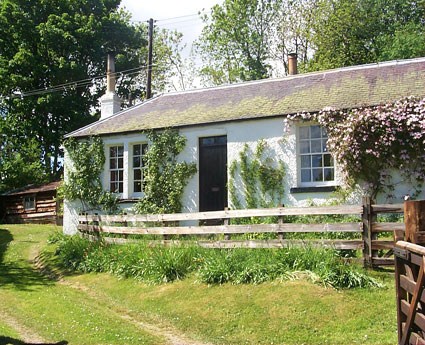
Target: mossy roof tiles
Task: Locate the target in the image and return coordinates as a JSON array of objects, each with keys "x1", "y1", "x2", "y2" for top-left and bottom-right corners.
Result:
[{"x1": 67, "y1": 58, "x2": 425, "y2": 138}]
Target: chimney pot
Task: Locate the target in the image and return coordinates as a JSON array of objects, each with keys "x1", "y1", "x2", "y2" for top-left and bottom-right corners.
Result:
[
  {"x1": 100, "y1": 53, "x2": 121, "y2": 120},
  {"x1": 106, "y1": 53, "x2": 116, "y2": 93},
  {"x1": 288, "y1": 53, "x2": 298, "y2": 75}
]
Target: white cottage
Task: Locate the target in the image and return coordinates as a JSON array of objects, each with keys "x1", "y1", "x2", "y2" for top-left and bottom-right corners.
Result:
[{"x1": 63, "y1": 57, "x2": 425, "y2": 234}]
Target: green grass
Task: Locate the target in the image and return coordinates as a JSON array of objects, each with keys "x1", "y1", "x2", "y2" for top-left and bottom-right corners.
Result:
[{"x1": 0, "y1": 224, "x2": 398, "y2": 345}]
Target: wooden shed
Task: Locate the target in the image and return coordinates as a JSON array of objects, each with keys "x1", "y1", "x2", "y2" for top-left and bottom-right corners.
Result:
[{"x1": 0, "y1": 181, "x2": 62, "y2": 224}]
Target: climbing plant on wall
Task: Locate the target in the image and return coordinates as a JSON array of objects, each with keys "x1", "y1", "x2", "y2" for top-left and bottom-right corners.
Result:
[
  {"x1": 61, "y1": 136, "x2": 118, "y2": 212},
  {"x1": 229, "y1": 140, "x2": 285, "y2": 210},
  {"x1": 134, "y1": 129, "x2": 197, "y2": 214},
  {"x1": 284, "y1": 96, "x2": 425, "y2": 199}
]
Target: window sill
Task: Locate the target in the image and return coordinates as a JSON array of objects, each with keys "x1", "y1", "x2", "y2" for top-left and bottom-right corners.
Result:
[
  {"x1": 290, "y1": 186, "x2": 337, "y2": 194},
  {"x1": 118, "y1": 198, "x2": 140, "y2": 203}
]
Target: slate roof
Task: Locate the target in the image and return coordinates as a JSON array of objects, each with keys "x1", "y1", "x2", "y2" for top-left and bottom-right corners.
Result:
[{"x1": 67, "y1": 57, "x2": 425, "y2": 138}]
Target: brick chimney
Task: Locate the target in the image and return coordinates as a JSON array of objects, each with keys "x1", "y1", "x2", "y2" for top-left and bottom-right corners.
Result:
[
  {"x1": 100, "y1": 53, "x2": 121, "y2": 120},
  {"x1": 288, "y1": 53, "x2": 298, "y2": 75}
]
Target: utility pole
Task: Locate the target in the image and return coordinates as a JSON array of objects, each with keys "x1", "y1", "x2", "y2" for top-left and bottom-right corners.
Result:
[{"x1": 146, "y1": 18, "x2": 154, "y2": 99}]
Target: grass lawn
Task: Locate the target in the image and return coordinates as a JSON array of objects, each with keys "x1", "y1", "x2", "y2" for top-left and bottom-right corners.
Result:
[{"x1": 0, "y1": 224, "x2": 398, "y2": 345}]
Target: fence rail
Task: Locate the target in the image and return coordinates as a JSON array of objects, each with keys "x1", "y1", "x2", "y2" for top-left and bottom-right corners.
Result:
[{"x1": 77, "y1": 200, "x2": 404, "y2": 267}]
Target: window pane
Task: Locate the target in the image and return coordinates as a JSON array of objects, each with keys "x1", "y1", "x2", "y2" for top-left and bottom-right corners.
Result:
[
  {"x1": 301, "y1": 169, "x2": 311, "y2": 182},
  {"x1": 110, "y1": 147, "x2": 117, "y2": 157},
  {"x1": 118, "y1": 146, "x2": 124, "y2": 156},
  {"x1": 299, "y1": 126, "x2": 309, "y2": 140},
  {"x1": 133, "y1": 144, "x2": 140, "y2": 156},
  {"x1": 110, "y1": 158, "x2": 116, "y2": 169},
  {"x1": 300, "y1": 141, "x2": 310, "y2": 154},
  {"x1": 134, "y1": 169, "x2": 141, "y2": 180},
  {"x1": 312, "y1": 154, "x2": 322, "y2": 167},
  {"x1": 133, "y1": 156, "x2": 140, "y2": 168},
  {"x1": 321, "y1": 127, "x2": 328, "y2": 138},
  {"x1": 311, "y1": 139, "x2": 322, "y2": 153},
  {"x1": 323, "y1": 154, "x2": 333, "y2": 167},
  {"x1": 312, "y1": 169, "x2": 323, "y2": 182},
  {"x1": 301, "y1": 155, "x2": 311, "y2": 168},
  {"x1": 310, "y1": 125, "x2": 321, "y2": 138},
  {"x1": 118, "y1": 170, "x2": 123, "y2": 180},
  {"x1": 118, "y1": 158, "x2": 123, "y2": 169},
  {"x1": 324, "y1": 168, "x2": 334, "y2": 181},
  {"x1": 322, "y1": 139, "x2": 328, "y2": 152},
  {"x1": 110, "y1": 171, "x2": 116, "y2": 181},
  {"x1": 142, "y1": 144, "x2": 148, "y2": 154},
  {"x1": 110, "y1": 182, "x2": 117, "y2": 192},
  {"x1": 134, "y1": 181, "x2": 142, "y2": 193},
  {"x1": 118, "y1": 182, "x2": 123, "y2": 193}
]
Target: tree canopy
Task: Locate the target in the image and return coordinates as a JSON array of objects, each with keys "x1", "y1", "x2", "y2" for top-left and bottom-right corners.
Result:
[
  {"x1": 195, "y1": 0, "x2": 425, "y2": 84},
  {"x1": 0, "y1": 0, "x2": 189, "y2": 193}
]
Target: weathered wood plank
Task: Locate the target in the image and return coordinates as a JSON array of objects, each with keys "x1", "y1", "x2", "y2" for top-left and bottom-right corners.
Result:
[
  {"x1": 401, "y1": 300, "x2": 425, "y2": 336},
  {"x1": 371, "y1": 240, "x2": 394, "y2": 250},
  {"x1": 397, "y1": 241, "x2": 425, "y2": 257},
  {"x1": 371, "y1": 257, "x2": 394, "y2": 266},
  {"x1": 400, "y1": 275, "x2": 425, "y2": 304},
  {"x1": 78, "y1": 235, "x2": 363, "y2": 250},
  {"x1": 372, "y1": 203, "x2": 404, "y2": 213},
  {"x1": 78, "y1": 205, "x2": 363, "y2": 223},
  {"x1": 78, "y1": 222, "x2": 362, "y2": 235},
  {"x1": 372, "y1": 222, "x2": 405, "y2": 232},
  {"x1": 195, "y1": 239, "x2": 363, "y2": 250}
]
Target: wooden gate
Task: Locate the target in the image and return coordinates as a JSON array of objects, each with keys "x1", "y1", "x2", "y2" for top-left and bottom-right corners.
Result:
[
  {"x1": 395, "y1": 200, "x2": 425, "y2": 344},
  {"x1": 395, "y1": 241, "x2": 425, "y2": 344}
]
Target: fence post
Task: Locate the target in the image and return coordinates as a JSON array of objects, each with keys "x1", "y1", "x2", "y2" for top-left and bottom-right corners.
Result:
[
  {"x1": 362, "y1": 196, "x2": 373, "y2": 268},
  {"x1": 404, "y1": 200, "x2": 425, "y2": 244},
  {"x1": 93, "y1": 212, "x2": 100, "y2": 242},
  {"x1": 277, "y1": 204, "x2": 284, "y2": 241},
  {"x1": 224, "y1": 207, "x2": 230, "y2": 241}
]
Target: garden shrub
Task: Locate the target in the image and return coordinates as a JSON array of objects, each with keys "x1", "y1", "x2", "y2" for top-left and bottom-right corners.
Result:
[{"x1": 51, "y1": 232, "x2": 382, "y2": 289}]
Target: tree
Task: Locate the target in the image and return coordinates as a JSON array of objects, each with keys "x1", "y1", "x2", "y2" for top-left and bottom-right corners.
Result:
[
  {"x1": 271, "y1": 0, "x2": 319, "y2": 75},
  {"x1": 308, "y1": 0, "x2": 425, "y2": 70},
  {"x1": 0, "y1": 0, "x2": 145, "y2": 190},
  {"x1": 195, "y1": 0, "x2": 276, "y2": 85}
]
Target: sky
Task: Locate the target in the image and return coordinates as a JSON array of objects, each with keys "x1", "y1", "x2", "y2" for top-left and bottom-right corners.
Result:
[{"x1": 120, "y1": 0, "x2": 223, "y2": 50}]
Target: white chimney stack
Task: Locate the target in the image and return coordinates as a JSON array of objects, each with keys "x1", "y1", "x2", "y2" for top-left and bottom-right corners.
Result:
[{"x1": 100, "y1": 53, "x2": 121, "y2": 120}]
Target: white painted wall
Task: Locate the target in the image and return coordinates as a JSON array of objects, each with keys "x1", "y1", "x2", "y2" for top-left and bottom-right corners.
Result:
[{"x1": 63, "y1": 117, "x2": 423, "y2": 234}]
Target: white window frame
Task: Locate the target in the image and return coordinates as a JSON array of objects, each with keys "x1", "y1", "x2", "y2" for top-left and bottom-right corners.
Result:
[
  {"x1": 108, "y1": 144, "x2": 124, "y2": 194},
  {"x1": 131, "y1": 142, "x2": 148, "y2": 197},
  {"x1": 297, "y1": 124, "x2": 336, "y2": 187},
  {"x1": 23, "y1": 195, "x2": 36, "y2": 210}
]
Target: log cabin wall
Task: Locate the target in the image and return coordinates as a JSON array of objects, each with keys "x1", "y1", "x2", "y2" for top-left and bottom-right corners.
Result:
[{"x1": 1, "y1": 181, "x2": 62, "y2": 225}]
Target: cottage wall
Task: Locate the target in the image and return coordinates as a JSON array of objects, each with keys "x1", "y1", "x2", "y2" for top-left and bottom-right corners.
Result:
[{"x1": 64, "y1": 118, "x2": 340, "y2": 234}]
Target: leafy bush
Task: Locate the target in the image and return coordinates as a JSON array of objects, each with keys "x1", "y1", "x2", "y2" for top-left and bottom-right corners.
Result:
[{"x1": 51, "y1": 234, "x2": 382, "y2": 289}]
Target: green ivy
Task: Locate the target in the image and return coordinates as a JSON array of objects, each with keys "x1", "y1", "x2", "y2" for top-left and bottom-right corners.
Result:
[
  {"x1": 229, "y1": 140, "x2": 285, "y2": 210},
  {"x1": 61, "y1": 136, "x2": 118, "y2": 213},
  {"x1": 134, "y1": 129, "x2": 197, "y2": 214}
]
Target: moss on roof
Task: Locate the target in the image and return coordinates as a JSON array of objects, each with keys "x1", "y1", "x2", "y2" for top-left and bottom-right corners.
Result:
[{"x1": 68, "y1": 58, "x2": 425, "y2": 138}]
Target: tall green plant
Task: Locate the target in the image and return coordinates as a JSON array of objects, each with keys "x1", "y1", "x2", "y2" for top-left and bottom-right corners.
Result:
[
  {"x1": 62, "y1": 136, "x2": 117, "y2": 212},
  {"x1": 229, "y1": 140, "x2": 285, "y2": 209},
  {"x1": 135, "y1": 129, "x2": 197, "y2": 214}
]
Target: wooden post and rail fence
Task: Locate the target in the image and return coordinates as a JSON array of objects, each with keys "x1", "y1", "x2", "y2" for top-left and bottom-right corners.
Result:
[
  {"x1": 77, "y1": 197, "x2": 405, "y2": 267},
  {"x1": 76, "y1": 198, "x2": 425, "y2": 344}
]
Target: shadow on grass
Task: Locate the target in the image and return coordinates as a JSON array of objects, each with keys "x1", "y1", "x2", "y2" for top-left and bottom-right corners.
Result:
[
  {"x1": 0, "y1": 229, "x2": 54, "y2": 291},
  {"x1": 0, "y1": 337, "x2": 68, "y2": 345}
]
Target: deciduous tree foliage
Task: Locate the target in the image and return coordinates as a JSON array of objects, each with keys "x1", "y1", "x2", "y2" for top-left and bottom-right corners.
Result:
[
  {"x1": 0, "y1": 0, "x2": 144, "y2": 192},
  {"x1": 196, "y1": 0, "x2": 425, "y2": 83},
  {"x1": 196, "y1": 0, "x2": 276, "y2": 85},
  {"x1": 309, "y1": 0, "x2": 425, "y2": 70}
]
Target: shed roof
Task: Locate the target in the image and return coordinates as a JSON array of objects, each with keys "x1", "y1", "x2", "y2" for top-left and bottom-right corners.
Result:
[
  {"x1": 2, "y1": 181, "x2": 61, "y2": 196},
  {"x1": 67, "y1": 57, "x2": 425, "y2": 138}
]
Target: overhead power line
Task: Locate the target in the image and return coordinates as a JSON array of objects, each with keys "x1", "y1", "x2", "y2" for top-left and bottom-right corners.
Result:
[{"x1": 11, "y1": 65, "x2": 150, "y2": 99}]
